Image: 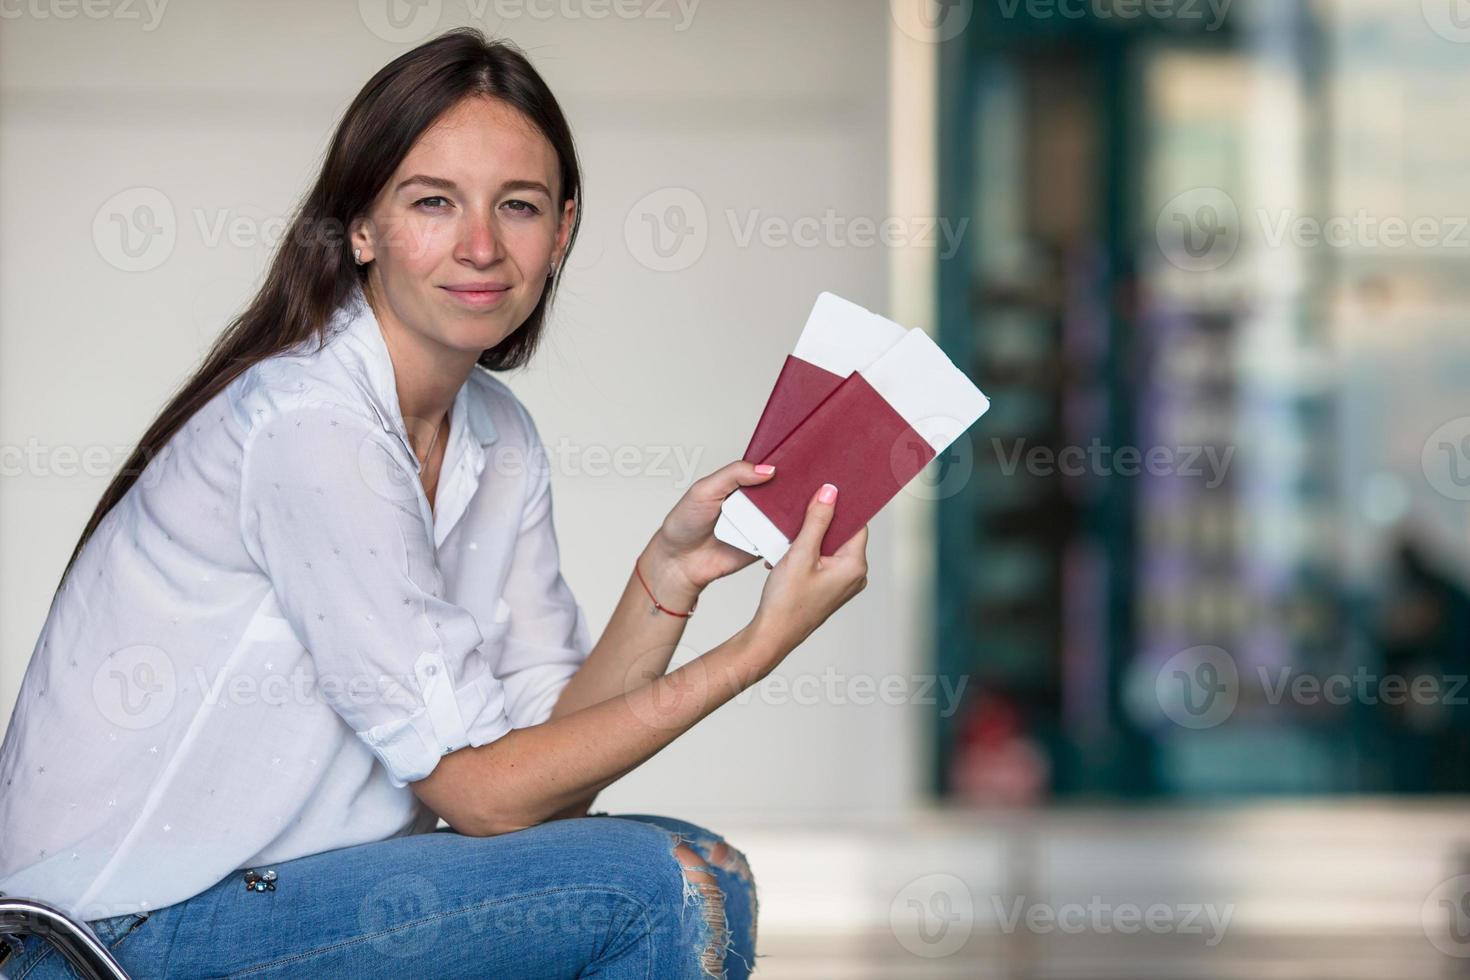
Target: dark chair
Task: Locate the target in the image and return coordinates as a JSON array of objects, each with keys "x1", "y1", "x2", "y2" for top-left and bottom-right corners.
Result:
[{"x1": 0, "y1": 896, "x2": 132, "y2": 979}]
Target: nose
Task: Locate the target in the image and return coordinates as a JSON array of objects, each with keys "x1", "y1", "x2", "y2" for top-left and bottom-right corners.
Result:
[{"x1": 455, "y1": 210, "x2": 504, "y2": 268}]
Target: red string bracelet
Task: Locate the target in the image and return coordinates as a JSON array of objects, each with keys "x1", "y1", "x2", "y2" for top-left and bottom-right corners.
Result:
[{"x1": 634, "y1": 557, "x2": 697, "y2": 618}]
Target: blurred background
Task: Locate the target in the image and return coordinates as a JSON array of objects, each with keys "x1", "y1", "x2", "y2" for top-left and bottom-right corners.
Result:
[{"x1": 4, "y1": 0, "x2": 1470, "y2": 976}]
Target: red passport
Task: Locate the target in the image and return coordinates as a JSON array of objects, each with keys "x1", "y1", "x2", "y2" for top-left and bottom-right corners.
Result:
[
  {"x1": 739, "y1": 293, "x2": 908, "y2": 462},
  {"x1": 719, "y1": 322, "x2": 990, "y2": 562},
  {"x1": 715, "y1": 293, "x2": 909, "y2": 554}
]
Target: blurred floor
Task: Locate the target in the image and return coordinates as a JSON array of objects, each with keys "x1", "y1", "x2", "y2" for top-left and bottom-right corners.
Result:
[
  {"x1": 753, "y1": 931, "x2": 1446, "y2": 979},
  {"x1": 715, "y1": 799, "x2": 1470, "y2": 979}
]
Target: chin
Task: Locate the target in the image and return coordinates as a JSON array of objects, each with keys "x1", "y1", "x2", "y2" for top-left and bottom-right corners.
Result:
[
  {"x1": 427, "y1": 308, "x2": 510, "y2": 349},
  {"x1": 452, "y1": 322, "x2": 515, "y2": 352}
]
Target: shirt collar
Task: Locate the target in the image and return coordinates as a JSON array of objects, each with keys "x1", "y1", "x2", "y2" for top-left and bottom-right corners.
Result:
[{"x1": 327, "y1": 281, "x2": 500, "y2": 474}]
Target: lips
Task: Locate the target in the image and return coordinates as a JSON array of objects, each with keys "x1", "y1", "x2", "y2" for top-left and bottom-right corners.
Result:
[
  {"x1": 443, "y1": 283, "x2": 511, "y2": 293},
  {"x1": 440, "y1": 283, "x2": 513, "y2": 309}
]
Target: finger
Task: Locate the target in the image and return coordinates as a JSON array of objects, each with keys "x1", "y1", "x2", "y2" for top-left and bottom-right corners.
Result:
[
  {"x1": 694, "y1": 460, "x2": 777, "y2": 501},
  {"x1": 833, "y1": 523, "x2": 868, "y2": 562},
  {"x1": 788, "y1": 483, "x2": 838, "y2": 561}
]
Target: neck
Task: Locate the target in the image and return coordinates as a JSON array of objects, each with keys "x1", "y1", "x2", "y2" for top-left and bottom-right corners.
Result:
[{"x1": 364, "y1": 281, "x2": 480, "y2": 456}]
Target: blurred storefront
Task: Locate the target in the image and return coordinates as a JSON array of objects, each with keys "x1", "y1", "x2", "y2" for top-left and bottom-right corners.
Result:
[{"x1": 933, "y1": 0, "x2": 1470, "y2": 803}]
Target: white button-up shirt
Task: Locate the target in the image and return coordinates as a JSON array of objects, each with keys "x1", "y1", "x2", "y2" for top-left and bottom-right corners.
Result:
[{"x1": 0, "y1": 282, "x2": 593, "y2": 921}]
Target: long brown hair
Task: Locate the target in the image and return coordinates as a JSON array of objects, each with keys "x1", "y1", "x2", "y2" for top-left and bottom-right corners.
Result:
[{"x1": 59, "y1": 27, "x2": 582, "y2": 587}]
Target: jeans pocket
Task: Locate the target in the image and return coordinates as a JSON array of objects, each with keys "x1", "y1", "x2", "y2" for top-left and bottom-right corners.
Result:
[
  {"x1": 106, "y1": 912, "x2": 150, "y2": 951},
  {"x1": 0, "y1": 914, "x2": 141, "y2": 980},
  {"x1": 87, "y1": 911, "x2": 150, "y2": 951}
]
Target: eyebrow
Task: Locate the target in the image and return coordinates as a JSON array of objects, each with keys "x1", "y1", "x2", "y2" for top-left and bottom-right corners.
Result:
[{"x1": 394, "y1": 174, "x2": 552, "y2": 197}]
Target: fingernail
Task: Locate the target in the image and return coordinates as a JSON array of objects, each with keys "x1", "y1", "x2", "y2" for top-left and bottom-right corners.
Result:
[
  {"x1": 755, "y1": 464, "x2": 775, "y2": 475},
  {"x1": 818, "y1": 483, "x2": 837, "y2": 504}
]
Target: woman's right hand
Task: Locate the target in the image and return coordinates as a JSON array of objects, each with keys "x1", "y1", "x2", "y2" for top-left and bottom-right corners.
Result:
[{"x1": 746, "y1": 483, "x2": 868, "y2": 671}]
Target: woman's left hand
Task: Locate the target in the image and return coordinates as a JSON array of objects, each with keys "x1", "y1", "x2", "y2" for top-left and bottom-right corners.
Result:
[{"x1": 650, "y1": 460, "x2": 778, "y2": 592}]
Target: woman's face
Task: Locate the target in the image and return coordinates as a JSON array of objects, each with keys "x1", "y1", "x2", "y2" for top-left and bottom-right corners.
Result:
[{"x1": 351, "y1": 96, "x2": 575, "y2": 354}]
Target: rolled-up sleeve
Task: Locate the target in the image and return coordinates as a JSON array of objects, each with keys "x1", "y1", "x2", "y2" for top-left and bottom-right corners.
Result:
[
  {"x1": 238, "y1": 401, "x2": 514, "y2": 787},
  {"x1": 497, "y1": 403, "x2": 595, "y2": 729}
]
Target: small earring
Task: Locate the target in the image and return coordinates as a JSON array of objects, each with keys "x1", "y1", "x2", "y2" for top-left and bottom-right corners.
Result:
[{"x1": 353, "y1": 248, "x2": 363, "y2": 265}]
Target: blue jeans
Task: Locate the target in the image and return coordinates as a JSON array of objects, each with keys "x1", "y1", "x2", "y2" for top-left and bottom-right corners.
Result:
[{"x1": 2, "y1": 813, "x2": 759, "y2": 979}]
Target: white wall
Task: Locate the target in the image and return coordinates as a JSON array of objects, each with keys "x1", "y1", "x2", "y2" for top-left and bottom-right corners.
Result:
[{"x1": 0, "y1": 0, "x2": 939, "y2": 827}]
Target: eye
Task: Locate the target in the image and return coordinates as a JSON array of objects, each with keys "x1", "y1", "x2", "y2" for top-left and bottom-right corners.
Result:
[
  {"x1": 413, "y1": 196, "x2": 451, "y2": 211},
  {"x1": 503, "y1": 199, "x2": 543, "y2": 216}
]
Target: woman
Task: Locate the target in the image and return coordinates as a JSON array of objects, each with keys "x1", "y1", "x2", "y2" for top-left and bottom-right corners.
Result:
[{"x1": 0, "y1": 27, "x2": 868, "y2": 980}]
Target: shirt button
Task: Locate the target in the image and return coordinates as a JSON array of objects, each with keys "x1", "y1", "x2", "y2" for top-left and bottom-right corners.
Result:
[{"x1": 425, "y1": 664, "x2": 437, "y2": 676}]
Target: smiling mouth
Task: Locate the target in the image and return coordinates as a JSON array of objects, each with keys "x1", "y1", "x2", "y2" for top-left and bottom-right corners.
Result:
[
  {"x1": 441, "y1": 284, "x2": 513, "y2": 306},
  {"x1": 442, "y1": 284, "x2": 511, "y2": 294}
]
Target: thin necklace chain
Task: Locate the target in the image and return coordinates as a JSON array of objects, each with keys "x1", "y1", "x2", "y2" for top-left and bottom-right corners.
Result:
[
  {"x1": 414, "y1": 414, "x2": 444, "y2": 470},
  {"x1": 362, "y1": 290, "x2": 446, "y2": 473}
]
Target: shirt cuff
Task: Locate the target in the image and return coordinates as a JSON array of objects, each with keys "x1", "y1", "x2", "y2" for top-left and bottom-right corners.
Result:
[{"x1": 354, "y1": 657, "x2": 514, "y2": 788}]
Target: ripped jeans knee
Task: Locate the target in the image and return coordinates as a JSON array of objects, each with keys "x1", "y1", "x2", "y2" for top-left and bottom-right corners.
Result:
[{"x1": 589, "y1": 811, "x2": 760, "y2": 979}]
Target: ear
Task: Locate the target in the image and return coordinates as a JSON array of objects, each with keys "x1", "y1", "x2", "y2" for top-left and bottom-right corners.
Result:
[
  {"x1": 551, "y1": 197, "x2": 578, "y2": 268},
  {"x1": 348, "y1": 215, "x2": 376, "y2": 264}
]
